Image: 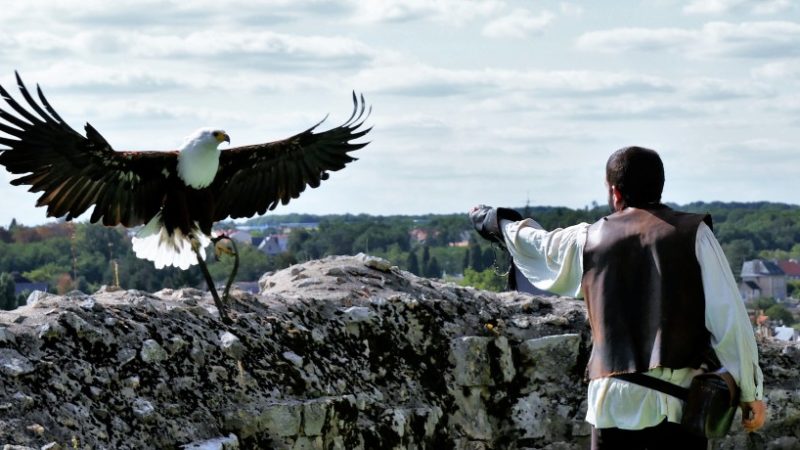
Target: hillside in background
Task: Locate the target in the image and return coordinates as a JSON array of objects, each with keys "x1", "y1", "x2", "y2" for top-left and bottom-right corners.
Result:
[{"x1": 0, "y1": 202, "x2": 798, "y2": 305}]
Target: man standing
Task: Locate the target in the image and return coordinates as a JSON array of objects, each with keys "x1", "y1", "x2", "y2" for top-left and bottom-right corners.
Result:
[{"x1": 470, "y1": 146, "x2": 765, "y2": 449}]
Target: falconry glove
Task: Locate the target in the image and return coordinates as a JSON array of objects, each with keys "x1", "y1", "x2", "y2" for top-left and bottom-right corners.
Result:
[{"x1": 469, "y1": 205, "x2": 523, "y2": 248}]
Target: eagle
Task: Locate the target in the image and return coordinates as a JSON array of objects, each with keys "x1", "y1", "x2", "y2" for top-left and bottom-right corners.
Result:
[{"x1": 0, "y1": 73, "x2": 371, "y2": 270}]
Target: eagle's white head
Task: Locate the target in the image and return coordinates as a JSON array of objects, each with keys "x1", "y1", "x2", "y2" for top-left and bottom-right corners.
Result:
[
  {"x1": 182, "y1": 128, "x2": 230, "y2": 148},
  {"x1": 177, "y1": 128, "x2": 231, "y2": 189}
]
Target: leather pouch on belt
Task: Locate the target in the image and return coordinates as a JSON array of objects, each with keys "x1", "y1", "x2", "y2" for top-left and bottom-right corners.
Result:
[{"x1": 681, "y1": 370, "x2": 739, "y2": 438}]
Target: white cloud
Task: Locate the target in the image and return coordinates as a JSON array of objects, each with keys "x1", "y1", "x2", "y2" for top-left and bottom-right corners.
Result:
[
  {"x1": 564, "y1": 100, "x2": 705, "y2": 121},
  {"x1": 350, "y1": 0, "x2": 504, "y2": 25},
  {"x1": 683, "y1": 0, "x2": 793, "y2": 15},
  {"x1": 13, "y1": 0, "x2": 349, "y2": 26},
  {"x1": 752, "y1": 0, "x2": 794, "y2": 14},
  {"x1": 127, "y1": 31, "x2": 376, "y2": 69},
  {"x1": 576, "y1": 27, "x2": 696, "y2": 53},
  {"x1": 576, "y1": 21, "x2": 800, "y2": 58},
  {"x1": 1, "y1": 29, "x2": 378, "y2": 73},
  {"x1": 683, "y1": 0, "x2": 745, "y2": 14},
  {"x1": 702, "y1": 21, "x2": 800, "y2": 57},
  {"x1": 482, "y1": 9, "x2": 555, "y2": 39},
  {"x1": 560, "y1": 2, "x2": 585, "y2": 16},
  {"x1": 751, "y1": 61, "x2": 800, "y2": 81},
  {"x1": 683, "y1": 77, "x2": 774, "y2": 100},
  {"x1": 353, "y1": 65, "x2": 674, "y2": 98}
]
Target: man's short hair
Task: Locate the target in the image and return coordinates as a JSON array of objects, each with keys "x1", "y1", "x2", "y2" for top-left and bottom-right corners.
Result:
[{"x1": 606, "y1": 146, "x2": 664, "y2": 207}]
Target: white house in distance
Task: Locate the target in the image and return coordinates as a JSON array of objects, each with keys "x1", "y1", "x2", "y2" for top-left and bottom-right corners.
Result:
[
  {"x1": 774, "y1": 325, "x2": 799, "y2": 342},
  {"x1": 740, "y1": 259, "x2": 787, "y2": 301},
  {"x1": 258, "y1": 234, "x2": 289, "y2": 255}
]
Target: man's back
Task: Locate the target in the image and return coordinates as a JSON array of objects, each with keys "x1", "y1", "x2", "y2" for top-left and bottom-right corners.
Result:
[{"x1": 582, "y1": 206, "x2": 712, "y2": 379}]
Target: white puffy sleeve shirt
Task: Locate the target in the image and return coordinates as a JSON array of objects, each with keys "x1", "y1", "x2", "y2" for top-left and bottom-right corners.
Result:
[{"x1": 501, "y1": 218, "x2": 764, "y2": 429}]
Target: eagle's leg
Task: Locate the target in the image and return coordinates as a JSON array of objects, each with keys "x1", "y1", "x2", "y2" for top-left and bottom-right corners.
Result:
[
  {"x1": 211, "y1": 234, "x2": 240, "y2": 305},
  {"x1": 192, "y1": 241, "x2": 232, "y2": 324}
]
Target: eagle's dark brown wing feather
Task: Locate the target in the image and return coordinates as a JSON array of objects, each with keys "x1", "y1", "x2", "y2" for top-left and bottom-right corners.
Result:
[
  {"x1": 211, "y1": 92, "x2": 371, "y2": 220},
  {"x1": 0, "y1": 72, "x2": 175, "y2": 227}
]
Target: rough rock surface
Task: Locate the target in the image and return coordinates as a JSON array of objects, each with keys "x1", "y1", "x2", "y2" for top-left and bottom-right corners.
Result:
[{"x1": 0, "y1": 254, "x2": 796, "y2": 449}]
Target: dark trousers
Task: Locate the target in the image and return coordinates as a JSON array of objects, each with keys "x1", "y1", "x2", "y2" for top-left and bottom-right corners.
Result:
[{"x1": 591, "y1": 420, "x2": 708, "y2": 450}]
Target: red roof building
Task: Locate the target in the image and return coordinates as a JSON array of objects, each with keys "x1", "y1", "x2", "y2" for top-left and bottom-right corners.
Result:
[{"x1": 777, "y1": 259, "x2": 800, "y2": 280}]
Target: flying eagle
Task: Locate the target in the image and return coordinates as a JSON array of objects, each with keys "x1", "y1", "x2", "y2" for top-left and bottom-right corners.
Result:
[{"x1": 0, "y1": 73, "x2": 371, "y2": 269}]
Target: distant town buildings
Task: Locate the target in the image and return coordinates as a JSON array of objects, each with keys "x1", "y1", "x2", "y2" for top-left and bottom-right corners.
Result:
[
  {"x1": 740, "y1": 259, "x2": 787, "y2": 300},
  {"x1": 777, "y1": 259, "x2": 800, "y2": 281},
  {"x1": 740, "y1": 259, "x2": 799, "y2": 343},
  {"x1": 409, "y1": 228, "x2": 430, "y2": 244},
  {"x1": 448, "y1": 231, "x2": 471, "y2": 248},
  {"x1": 774, "y1": 325, "x2": 799, "y2": 342},
  {"x1": 206, "y1": 222, "x2": 317, "y2": 256},
  {"x1": 258, "y1": 234, "x2": 289, "y2": 255}
]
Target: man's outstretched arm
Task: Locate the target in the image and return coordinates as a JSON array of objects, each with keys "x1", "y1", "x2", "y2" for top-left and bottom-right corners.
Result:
[
  {"x1": 469, "y1": 205, "x2": 588, "y2": 298},
  {"x1": 696, "y1": 223, "x2": 766, "y2": 431}
]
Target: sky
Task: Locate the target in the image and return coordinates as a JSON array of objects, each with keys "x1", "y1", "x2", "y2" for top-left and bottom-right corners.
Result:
[{"x1": 0, "y1": 0, "x2": 799, "y2": 226}]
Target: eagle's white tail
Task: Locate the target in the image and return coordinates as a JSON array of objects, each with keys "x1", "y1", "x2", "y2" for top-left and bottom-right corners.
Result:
[{"x1": 131, "y1": 212, "x2": 211, "y2": 270}]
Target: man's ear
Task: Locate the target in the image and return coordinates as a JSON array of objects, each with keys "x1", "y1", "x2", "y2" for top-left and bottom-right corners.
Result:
[{"x1": 611, "y1": 185, "x2": 625, "y2": 211}]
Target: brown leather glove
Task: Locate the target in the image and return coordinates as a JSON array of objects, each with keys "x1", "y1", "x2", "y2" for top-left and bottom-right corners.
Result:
[{"x1": 469, "y1": 205, "x2": 523, "y2": 247}]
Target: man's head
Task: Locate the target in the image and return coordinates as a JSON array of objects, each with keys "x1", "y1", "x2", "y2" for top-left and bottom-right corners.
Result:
[{"x1": 605, "y1": 146, "x2": 664, "y2": 212}]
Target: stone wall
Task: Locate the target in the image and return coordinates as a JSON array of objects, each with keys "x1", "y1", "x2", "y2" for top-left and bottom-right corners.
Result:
[{"x1": 0, "y1": 255, "x2": 797, "y2": 449}]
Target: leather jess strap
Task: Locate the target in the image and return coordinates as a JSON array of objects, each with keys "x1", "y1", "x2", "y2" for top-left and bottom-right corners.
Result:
[
  {"x1": 613, "y1": 371, "x2": 739, "y2": 406},
  {"x1": 613, "y1": 373, "x2": 690, "y2": 401}
]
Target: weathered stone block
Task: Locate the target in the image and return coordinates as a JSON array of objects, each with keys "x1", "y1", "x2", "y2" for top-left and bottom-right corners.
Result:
[
  {"x1": 451, "y1": 386, "x2": 492, "y2": 440},
  {"x1": 519, "y1": 333, "x2": 581, "y2": 384},
  {"x1": 386, "y1": 408, "x2": 409, "y2": 439},
  {"x1": 511, "y1": 392, "x2": 572, "y2": 441},
  {"x1": 453, "y1": 439, "x2": 488, "y2": 450},
  {"x1": 226, "y1": 401, "x2": 302, "y2": 439},
  {"x1": 181, "y1": 433, "x2": 239, "y2": 450},
  {"x1": 220, "y1": 331, "x2": 245, "y2": 359},
  {"x1": 451, "y1": 337, "x2": 493, "y2": 386},
  {"x1": 140, "y1": 339, "x2": 168, "y2": 363},
  {"x1": 417, "y1": 406, "x2": 443, "y2": 438},
  {"x1": 494, "y1": 336, "x2": 516, "y2": 383},
  {"x1": 132, "y1": 398, "x2": 155, "y2": 422},
  {"x1": 0, "y1": 349, "x2": 34, "y2": 377},
  {"x1": 292, "y1": 436, "x2": 323, "y2": 450},
  {"x1": 0, "y1": 327, "x2": 15, "y2": 344},
  {"x1": 303, "y1": 399, "x2": 328, "y2": 436}
]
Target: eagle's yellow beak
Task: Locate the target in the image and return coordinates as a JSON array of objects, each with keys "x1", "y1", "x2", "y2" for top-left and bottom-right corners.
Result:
[{"x1": 216, "y1": 131, "x2": 230, "y2": 144}]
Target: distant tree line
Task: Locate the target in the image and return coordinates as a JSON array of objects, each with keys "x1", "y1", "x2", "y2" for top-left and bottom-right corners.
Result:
[{"x1": 0, "y1": 201, "x2": 797, "y2": 307}]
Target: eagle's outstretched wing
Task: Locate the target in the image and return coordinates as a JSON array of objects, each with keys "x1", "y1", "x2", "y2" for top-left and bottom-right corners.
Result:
[
  {"x1": 0, "y1": 73, "x2": 175, "y2": 227},
  {"x1": 211, "y1": 92, "x2": 371, "y2": 220}
]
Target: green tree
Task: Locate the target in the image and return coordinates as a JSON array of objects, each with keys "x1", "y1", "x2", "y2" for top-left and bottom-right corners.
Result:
[
  {"x1": 23, "y1": 263, "x2": 69, "y2": 289},
  {"x1": 752, "y1": 297, "x2": 777, "y2": 311},
  {"x1": 460, "y1": 268, "x2": 506, "y2": 292},
  {"x1": 788, "y1": 280, "x2": 800, "y2": 298},
  {"x1": 207, "y1": 245, "x2": 274, "y2": 282},
  {"x1": 765, "y1": 304, "x2": 795, "y2": 325},
  {"x1": 0, "y1": 272, "x2": 17, "y2": 310},
  {"x1": 406, "y1": 251, "x2": 420, "y2": 275},
  {"x1": 0, "y1": 227, "x2": 11, "y2": 244},
  {"x1": 16, "y1": 290, "x2": 30, "y2": 307},
  {"x1": 721, "y1": 239, "x2": 755, "y2": 279},
  {"x1": 424, "y1": 256, "x2": 442, "y2": 278},
  {"x1": 468, "y1": 238, "x2": 485, "y2": 271}
]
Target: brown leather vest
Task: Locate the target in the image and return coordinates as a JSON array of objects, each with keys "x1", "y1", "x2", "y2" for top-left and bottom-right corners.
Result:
[{"x1": 582, "y1": 206, "x2": 713, "y2": 379}]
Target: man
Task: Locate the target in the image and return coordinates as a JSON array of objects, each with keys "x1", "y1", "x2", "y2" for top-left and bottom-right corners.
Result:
[{"x1": 470, "y1": 146, "x2": 765, "y2": 449}]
